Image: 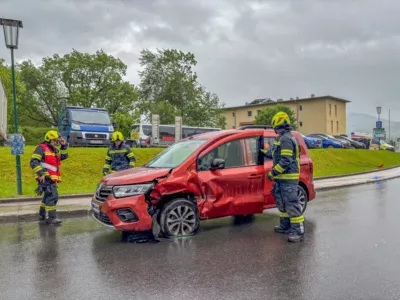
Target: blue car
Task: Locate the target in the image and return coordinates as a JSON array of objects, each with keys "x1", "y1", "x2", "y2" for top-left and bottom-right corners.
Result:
[
  {"x1": 301, "y1": 134, "x2": 322, "y2": 149},
  {"x1": 307, "y1": 134, "x2": 343, "y2": 148}
]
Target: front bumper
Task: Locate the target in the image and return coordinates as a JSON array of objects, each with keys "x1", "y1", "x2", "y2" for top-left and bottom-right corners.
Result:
[
  {"x1": 91, "y1": 194, "x2": 153, "y2": 232},
  {"x1": 69, "y1": 131, "x2": 112, "y2": 147}
]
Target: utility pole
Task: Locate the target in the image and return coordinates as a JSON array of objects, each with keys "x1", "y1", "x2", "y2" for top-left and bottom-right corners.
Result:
[{"x1": 389, "y1": 109, "x2": 391, "y2": 142}]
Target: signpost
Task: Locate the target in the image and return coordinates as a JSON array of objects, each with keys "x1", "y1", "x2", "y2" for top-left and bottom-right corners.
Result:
[
  {"x1": 376, "y1": 121, "x2": 382, "y2": 129},
  {"x1": 174, "y1": 116, "x2": 182, "y2": 142},
  {"x1": 373, "y1": 127, "x2": 386, "y2": 150}
]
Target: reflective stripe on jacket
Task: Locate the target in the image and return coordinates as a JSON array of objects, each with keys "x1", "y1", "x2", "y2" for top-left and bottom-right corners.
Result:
[
  {"x1": 270, "y1": 131, "x2": 300, "y2": 181},
  {"x1": 103, "y1": 142, "x2": 136, "y2": 173},
  {"x1": 38, "y1": 143, "x2": 61, "y2": 182}
]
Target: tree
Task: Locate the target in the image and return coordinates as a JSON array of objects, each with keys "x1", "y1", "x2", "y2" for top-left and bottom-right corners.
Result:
[
  {"x1": 111, "y1": 111, "x2": 140, "y2": 138},
  {"x1": 254, "y1": 104, "x2": 297, "y2": 130},
  {"x1": 0, "y1": 59, "x2": 40, "y2": 131},
  {"x1": 138, "y1": 48, "x2": 226, "y2": 128},
  {"x1": 18, "y1": 49, "x2": 139, "y2": 126}
]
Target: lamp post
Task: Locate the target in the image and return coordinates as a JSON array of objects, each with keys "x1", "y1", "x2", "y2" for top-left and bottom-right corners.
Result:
[
  {"x1": 0, "y1": 18, "x2": 23, "y2": 195},
  {"x1": 376, "y1": 106, "x2": 382, "y2": 150}
]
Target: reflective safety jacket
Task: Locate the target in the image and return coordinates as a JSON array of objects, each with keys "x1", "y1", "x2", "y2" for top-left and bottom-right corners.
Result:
[
  {"x1": 30, "y1": 142, "x2": 69, "y2": 182},
  {"x1": 103, "y1": 142, "x2": 136, "y2": 174},
  {"x1": 263, "y1": 130, "x2": 300, "y2": 181}
]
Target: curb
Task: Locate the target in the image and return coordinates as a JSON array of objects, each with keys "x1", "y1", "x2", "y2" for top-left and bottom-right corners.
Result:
[
  {"x1": 313, "y1": 165, "x2": 400, "y2": 181},
  {"x1": 314, "y1": 174, "x2": 400, "y2": 192},
  {"x1": 0, "y1": 193, "x2": 93, "y2": 204},
  {"x1": 0, "y1": 209, "x2": 91, "y2": 223},
  {"x1": 2, "y1": 175, "x2": 400, "y2": 224}
]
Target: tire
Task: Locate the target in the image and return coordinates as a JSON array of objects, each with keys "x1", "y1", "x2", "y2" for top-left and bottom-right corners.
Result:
[
  {"x1": 298, "y1": 185, "x2": 308, "y2": 214},
  {"x1": 328, "y1": 145, "x2": 334, "y2": 149},
  {"x1": 159, "y1": 198, "x2": 200, "y2": 238}
]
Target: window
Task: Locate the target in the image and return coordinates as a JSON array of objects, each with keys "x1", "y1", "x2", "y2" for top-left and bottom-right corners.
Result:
[
  {"x1": 142, "y1": 125, "x2": 152, "y2": 136},
  {"x1": 331, "y1": 120, "x2": 333, "y2": 132},
  {"x1": 232, "y1": 112, "x2": 235, "y2": 117},
  {"x1": 299, "y1": 105, "x2": 303, "y2": 111},
  {"x1": 159, "y1": 125, "x2": 175, "y2": 141},
  {"x1": 329, "y1": 104, "x2": 332, "y2": 116},
  {"x1": 336, "y1": 121, "x2": 339, "y2": 132},
  {"x1": 257, "y1": 110, "x2": 261, "y2": 115},
  {"x1": 232, "y1": 126, "x2": 235, "y2": 129},
  {"x1": 262, "y1": 137, "x2": 276, "y2": 161},
  {"x1": 335, "y1": 105, "x2": 337, "y2": 117},
  {"x1": 299, "y1": 121, "x2": 303, "y2": 127},
  {"x1": 71, "y1": 110, "x2": 111, "y2": 125},
  {"x1": 247, "y1": 111, "x2": 252, "y2": 117},
  {"x1": 198, "y1": 137, "x2": 259, "y2": 171}
]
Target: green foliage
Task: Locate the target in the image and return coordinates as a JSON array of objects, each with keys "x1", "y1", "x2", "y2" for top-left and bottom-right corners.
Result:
[
  {"x1": 18, "y1": 49, "x2": 139, "y2": 126},
  {"x1": 254, "y1": 104, "x2": 297, "y2": 130},
  {"x1": 111, "y1": 111, "x2": 140, "y2": 138},
  {"x1": 20, "y1": 127, "x2": 54, "y2": 145},
  {"x1": 138, "y1": 48, "x2": 226, "y2": 128}
]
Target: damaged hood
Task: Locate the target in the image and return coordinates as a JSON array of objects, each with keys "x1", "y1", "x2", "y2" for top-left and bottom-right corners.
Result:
[{"x1": 102, "y1": 167, "x2": 171, "y2": 186}]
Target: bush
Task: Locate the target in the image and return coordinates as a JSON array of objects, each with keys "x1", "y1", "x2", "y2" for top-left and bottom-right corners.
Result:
[{"x1": 20, "y1": 127, "x2": 54, "y2": 145}]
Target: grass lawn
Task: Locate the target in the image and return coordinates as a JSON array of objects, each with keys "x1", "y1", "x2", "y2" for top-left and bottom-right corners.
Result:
[
  {"x1": 0, "y1": 146, "x2": 399, "y2": 198},
  {"x1": 0, "y1": 146, "x2": 164, "y2": 198},
  {"x1": 309, "y1": 149, "x2": 400, "y2": 177}
]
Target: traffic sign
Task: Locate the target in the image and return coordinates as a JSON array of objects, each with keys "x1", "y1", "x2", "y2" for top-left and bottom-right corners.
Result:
[
  {"x1": 11, "y1": 134, "x2": 25, "y2": 155},
  {"x1": 376, "y1": 121, "x2": 382, "y2": 128}
]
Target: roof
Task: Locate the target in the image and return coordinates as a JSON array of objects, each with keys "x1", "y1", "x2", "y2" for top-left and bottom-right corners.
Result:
[{"x1": 223, "y1": 95, "x2": 351, "y2": 110}]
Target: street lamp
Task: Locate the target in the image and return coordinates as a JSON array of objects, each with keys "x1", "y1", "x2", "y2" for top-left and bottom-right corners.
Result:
[
  {"x1": 0, "y1": 18, "x2": 23, "y2": 195},
  {"x1": 376, "y1": 106, "x2": 381, "y2": 121}
]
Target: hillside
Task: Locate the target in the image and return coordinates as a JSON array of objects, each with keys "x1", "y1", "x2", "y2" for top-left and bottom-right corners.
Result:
[{"x1": 346, "y1": 113, "x2": 400, "y2": 141}]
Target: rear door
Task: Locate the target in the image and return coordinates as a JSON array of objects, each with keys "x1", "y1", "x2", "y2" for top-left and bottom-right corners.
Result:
[{"x1": 196, "y1": 132, "x2": 265, "y2": 219}]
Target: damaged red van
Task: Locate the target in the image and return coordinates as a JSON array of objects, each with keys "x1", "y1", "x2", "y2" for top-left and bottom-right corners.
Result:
[{"x1": 91, "y1": 126, "x2": 316, "y2": 238}]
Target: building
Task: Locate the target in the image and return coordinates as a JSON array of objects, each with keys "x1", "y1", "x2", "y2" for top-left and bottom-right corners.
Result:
[{"x1": 221, "y1": 95, "x2": 350, "y2": 135}]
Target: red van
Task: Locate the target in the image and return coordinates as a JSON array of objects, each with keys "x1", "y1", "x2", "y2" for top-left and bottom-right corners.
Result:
[{"x1": 91, "y1": 126, "x2": 316, "y2": 237}]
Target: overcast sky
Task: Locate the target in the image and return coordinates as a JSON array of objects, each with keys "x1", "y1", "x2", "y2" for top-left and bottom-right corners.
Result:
[{"x1": 1, "y1": 0, "x2": 400, "y2": 121}]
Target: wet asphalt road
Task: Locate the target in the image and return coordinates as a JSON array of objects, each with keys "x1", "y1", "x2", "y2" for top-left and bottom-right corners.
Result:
[{"x1": 1, "y1": 180, "x2": 400, "y2": 300}]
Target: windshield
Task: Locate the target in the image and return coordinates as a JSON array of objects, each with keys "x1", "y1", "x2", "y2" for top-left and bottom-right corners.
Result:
[
  {"x1": 145, "y1": 139, "x2": 207, "y2": 168},
  {"x1": 71, "y1": 110, "x2": 111, "y2": 125}
]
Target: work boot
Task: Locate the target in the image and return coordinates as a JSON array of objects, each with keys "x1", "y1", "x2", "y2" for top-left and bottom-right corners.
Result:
[
  {"x1": 39, "y1": 205, "x2": 45, "y2": 221},
  {"x1": 288, "y1": 217, "x2": 305, "y2": 243},
  {"x1": 45, "y1": 210, "x2": 62, "y2": 225},
  {"x1": 274, "y1": 216, "x2": 291, "y2": 234}
]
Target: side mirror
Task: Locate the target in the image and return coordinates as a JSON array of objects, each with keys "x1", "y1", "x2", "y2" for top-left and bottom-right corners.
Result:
[
  {"x1": 112, "y1": 122, "x2": 117, "y2": 129},
  {"x1": 62, "y1": 119, "x2": 68, "y2": 126},
  {"x1": 210, "y1": 158, "x2": 225, "y2": 171}
]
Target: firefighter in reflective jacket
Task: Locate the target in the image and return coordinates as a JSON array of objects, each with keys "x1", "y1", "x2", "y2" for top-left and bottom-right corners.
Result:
[
  {"x1": 103, "y1": 131, "x2": 136, "y2": 175},
  {"x1": 30, "y1": 130, "x2": 68, "y2": 225},
  {"x1": 261, "y1": 112, "x2": 304, "y2": 243}
]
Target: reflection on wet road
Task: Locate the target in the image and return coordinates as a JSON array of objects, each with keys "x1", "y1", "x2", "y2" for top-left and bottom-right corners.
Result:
[{"x1": 1, "y1": 180, "x2": 400, "y2": 300}]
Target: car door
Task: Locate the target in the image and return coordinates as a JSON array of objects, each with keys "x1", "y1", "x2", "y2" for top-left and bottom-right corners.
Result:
[{"x1": 196, "y1": 134, "x2": 265, "y2": 219}]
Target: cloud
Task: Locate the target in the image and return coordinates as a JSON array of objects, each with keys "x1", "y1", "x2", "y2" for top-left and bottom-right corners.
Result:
[{"x1": 1, "y1": 0, "x2": 400, "y2": 120}]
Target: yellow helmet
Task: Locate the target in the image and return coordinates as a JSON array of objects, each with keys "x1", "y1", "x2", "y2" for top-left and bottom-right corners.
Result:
[
  {"x1": 271, "y1": 111, "x2": 290, "y2": 129},
  {"x1": 112, "y1": 131, "x2": 124, "y2": 142},
  {"x1": 44, "y1": 130, "x2": 60, "y2": 142}
]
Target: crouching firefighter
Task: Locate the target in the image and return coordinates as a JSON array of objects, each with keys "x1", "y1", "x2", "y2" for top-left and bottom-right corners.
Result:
[
  {"x1": 103, "y1": 131, "x2": 136, "y2": 175},
  {"x1": 30, "y1": 130, "x2": 68, "y2": 225},
  {"x1": 260, "y1": 112, "x2": 305, "y2": 243}
]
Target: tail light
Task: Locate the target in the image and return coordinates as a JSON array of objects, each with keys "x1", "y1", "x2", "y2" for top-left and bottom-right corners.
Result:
[{"x1": 309, "y1": 159, "x2": 314, "y2": 179}]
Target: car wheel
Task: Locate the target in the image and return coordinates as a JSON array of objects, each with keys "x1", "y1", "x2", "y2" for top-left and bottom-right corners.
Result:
[
  {"x1": 298, "y1": 185, "x2": 308, "y2": 214},
  {"x1": 160, "y1": 198, "x2": 200, "y2": 238}
]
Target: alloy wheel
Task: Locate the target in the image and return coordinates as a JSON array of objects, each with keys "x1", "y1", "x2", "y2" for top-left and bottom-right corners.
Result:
[{"x1": 166, "y1": 205, "x2": 197, "y2": 236}]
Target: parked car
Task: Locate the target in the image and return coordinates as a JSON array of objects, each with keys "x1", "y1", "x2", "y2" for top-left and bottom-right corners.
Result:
[
  {"x1": 301, "y1": 134, "x2": 322, "y2": 149},
  {"x1": 91, "y1": 126, "x2": 316, "y2": 238},
  {"x1": 307, "y1": 134, "x2": 343, "y2": 148},
  {"x1": 334, "y1": 135, "x2": 365, "y2": 149}
]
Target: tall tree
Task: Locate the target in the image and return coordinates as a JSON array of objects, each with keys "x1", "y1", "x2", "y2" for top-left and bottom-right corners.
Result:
[
  {"x1": 138, "y1": 48, "x2": 226, "y2": 128},
  {"x1": 254, "y1": 104, "x2": 298, "y2": 130},
  {"x1": 18, "y1": 49, "x2": 139, "y2": 126}
]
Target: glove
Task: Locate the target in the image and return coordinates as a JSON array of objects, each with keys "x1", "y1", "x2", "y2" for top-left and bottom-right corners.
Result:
[
  {"x1": 260, "y1": 149, "x2": 267, "y2": 154},
  {"x1": 102, "y1": 172, "x2": 108, "y2": 176},
  {"x1": 267, "y1": 171, "x2": 274, "y2": 181},
  {"x1": 35, "y1": 185, "x2": 45, "y2": 196}
]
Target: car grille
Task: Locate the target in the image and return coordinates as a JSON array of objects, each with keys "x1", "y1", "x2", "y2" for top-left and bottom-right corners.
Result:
[
  {"x1": 93, "y1": 210, "x2": 113, "y2": 225},
  {"x1": 95, "y1": 184, "x2": 113, "y2": 202},
  {"x1": 86, "y1": 133, "x2": 107, "y2": 139}
]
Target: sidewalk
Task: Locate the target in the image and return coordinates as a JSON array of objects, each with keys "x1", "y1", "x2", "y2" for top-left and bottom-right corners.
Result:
[{"x1": 1, "y1": 166, "x2": 400, "y2": 223}]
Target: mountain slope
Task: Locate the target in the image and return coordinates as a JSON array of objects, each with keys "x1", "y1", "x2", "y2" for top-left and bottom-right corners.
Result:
[{"x1": 346, "y1": 113, "x2": 400, "y2": 140}]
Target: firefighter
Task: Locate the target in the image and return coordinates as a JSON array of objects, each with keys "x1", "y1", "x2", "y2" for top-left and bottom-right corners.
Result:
[
  {"x1": 30, "y1": 130, "x2": 68, "y2": 225},
  {"x1": 103, "y1": 131, "x2": 136, "y2": 175},
  {"x1": 260, "y1": 112, "x2": 304, "y2": 243}
]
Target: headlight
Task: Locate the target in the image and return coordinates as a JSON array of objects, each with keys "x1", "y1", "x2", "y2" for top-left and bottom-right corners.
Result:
[
  {"x1": 71, "y1": 123, "x2": 80, "y2": 130},
  {"x1": 108, "y1": 125, "x2": 113, "y2": 132},
  {"x1": 113, "y1": 183, "x2": 153, "y2": 198}
]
